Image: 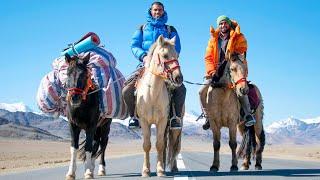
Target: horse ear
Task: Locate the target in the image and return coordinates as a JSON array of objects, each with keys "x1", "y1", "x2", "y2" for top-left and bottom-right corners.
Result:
[
  {"x1": 169, "y1": 36, "x2": 176, "y2": 45},
  {"x1": 157, "y1": 35, "x2": 164, "y2": 46},
  {"x1": 65, "y1": 53, "x2": 72, "y2": 64}
]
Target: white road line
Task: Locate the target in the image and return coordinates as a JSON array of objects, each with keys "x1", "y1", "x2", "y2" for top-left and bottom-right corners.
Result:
[{"x1": 174, "y1": 153, "x2": 190, "y2": 180}]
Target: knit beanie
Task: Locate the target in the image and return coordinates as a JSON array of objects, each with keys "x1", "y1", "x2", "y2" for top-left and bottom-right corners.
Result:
[{"x1": 217, "y1": 15, "x2": 232, "y2": 26}]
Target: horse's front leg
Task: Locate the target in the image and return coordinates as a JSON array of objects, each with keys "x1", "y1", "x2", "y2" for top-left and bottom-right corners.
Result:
[
  {"x1": 66, "y1": 123, "x2": 80, "y2": 180},
  {"x1": 156, "y1": 119, "x2": 167, "y2": 177},
  {"x1": 229, "y1": 124, "x2": 238, "y2": 171},
  {"x1": 210, "y1": 124, "x2": 221, "y2": 172},
  {"x1": 140, "y1": 121, "x2": 151, "y2": 177},
  {"x1": 84, "y1": 128, "x2": 96, "y2": 179},
  {"x1": 98, "y1": 119, "x2": 111, "y2": 176}
]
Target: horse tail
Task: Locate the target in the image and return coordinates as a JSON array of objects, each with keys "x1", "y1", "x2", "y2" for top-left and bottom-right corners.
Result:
[
  {"x1": 257, "y1": 129, "x2": 265, "y2": 154},
  {"x1": 237, "y1": 125, "x2": 256, "y2": 159},
  {"x1": 78, "y1": 136, "x2": 101, "y2": 162}
]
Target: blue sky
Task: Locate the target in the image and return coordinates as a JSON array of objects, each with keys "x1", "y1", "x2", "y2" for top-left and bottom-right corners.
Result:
[{"x1": 0, "y1": 0, "x2": 319, "y2": 125}]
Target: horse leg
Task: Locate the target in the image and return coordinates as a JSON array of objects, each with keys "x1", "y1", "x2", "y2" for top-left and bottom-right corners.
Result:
[
  {"x1": 229, "y1": 125, "x2": 238, "y2": 171},
  {"x1": 255, "y1": 128, "x2": 265, "y2": 170},
  {"x1": 210, "y1": 126, "x2": 221, "y2": 172},
  {"x1": 66, "y1": 123, "x2": 80, "y2": 180},
  {"x1": 169, "y1": 129, "x2": 181, "y2": 173},
  {"x1": 156, "y1": 120, "x2": 167, "y2": 177},
  {"x1": 84, "y1": 128, "x2": 95, "y2": 179},
  {"x1": 98, "y1": 119, "x2": 111, "y2": 176},
  {"x1": 140, "y1": 121, "x2": 151, "y2": 177}
]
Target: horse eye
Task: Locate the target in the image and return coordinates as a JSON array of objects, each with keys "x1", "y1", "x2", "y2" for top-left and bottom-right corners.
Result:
[
  {"x1": 163, "y1": 54, "x2": 169, "y2": 59},
  {"x1": 230, "y1": 67, "x2": 236, "y2": 72}
]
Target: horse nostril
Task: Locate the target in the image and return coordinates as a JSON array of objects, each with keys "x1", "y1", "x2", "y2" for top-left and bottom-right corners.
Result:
[{"x1": 175, "y1": 76, "x2": 183, "y2": 83}]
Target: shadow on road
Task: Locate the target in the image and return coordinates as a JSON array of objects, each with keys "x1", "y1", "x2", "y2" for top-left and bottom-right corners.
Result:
[
  {"x1": 97, "y1": 169, "x2": 320, "y2": 178},
  {"x1": 173, "y1": 169, "x2": 320, "y2": 178}
]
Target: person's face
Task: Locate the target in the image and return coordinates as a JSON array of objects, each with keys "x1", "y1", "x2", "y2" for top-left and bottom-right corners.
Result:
[
  {"x1": 219, "y1": 20, "x2": 230, "y2": 33},
  {"x1": 151, "y1": 4, "x2": 164, "y2": 19}
]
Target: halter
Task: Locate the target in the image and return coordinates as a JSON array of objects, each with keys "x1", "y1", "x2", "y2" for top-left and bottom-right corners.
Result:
[
  {"x1": 66, "y1": 68, "x2": 95, "y2": 101},
  {"x1": 149, "y1": 53, "x2": 180, "y2": 80}
]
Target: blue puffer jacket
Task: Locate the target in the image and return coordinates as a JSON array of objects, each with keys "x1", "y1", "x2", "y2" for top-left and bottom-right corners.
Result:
[{"x1": 130, "y1": 10, "x2": 181, "y2": 62}]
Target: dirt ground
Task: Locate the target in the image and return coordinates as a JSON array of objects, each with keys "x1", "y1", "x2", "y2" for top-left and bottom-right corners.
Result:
[{"x1": 0, "y1": 137, "x2": 319, "y2": 175}]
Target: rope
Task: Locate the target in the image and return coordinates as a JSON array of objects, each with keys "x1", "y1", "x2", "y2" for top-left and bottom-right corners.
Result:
[
  {"x1": 183, "y1": 80, "x2": 209, "y2": 86},
  {"x1": 87, "y1": 67, "x2": 143, "y2": 96}
]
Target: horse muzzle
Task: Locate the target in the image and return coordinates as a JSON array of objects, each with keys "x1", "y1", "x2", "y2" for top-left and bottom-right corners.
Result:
[{"x1": 172, "y1": 75, "x2": 183, "y2": 87}]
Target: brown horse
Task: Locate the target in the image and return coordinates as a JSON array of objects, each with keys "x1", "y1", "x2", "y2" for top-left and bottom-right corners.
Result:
[
  {"x1": 201, "y1": 54, "x2": 265, "y2": 172},
  {"x1": 135, "y1": 35, "x2": 183, "y2": 177}
]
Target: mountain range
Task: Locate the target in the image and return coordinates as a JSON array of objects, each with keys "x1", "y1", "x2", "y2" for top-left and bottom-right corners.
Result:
[{"x1": 0, "y1": 102, "x2": 319, "y2": 145}]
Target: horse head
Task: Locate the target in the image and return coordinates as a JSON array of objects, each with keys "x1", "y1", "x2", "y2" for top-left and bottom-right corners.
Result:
[
  {"x1": 147, "y1": 35, "x2": 183, "y2": 87},
  {"x1": 228, "y1": 53, "x2": 249, "y2": 97},
  {"x1": 65, "y1": 53, "x2": 94, "y2": 107}
]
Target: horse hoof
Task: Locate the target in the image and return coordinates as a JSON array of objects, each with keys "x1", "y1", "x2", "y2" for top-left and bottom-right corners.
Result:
[
  {"x1": 84, "y1": 172, "x2": 94, "y2": 179},
  {"x1": 230, "y1": 165, "x2": 238, "y2": 171},
  {"x1": 171, "y1": 166, "x2": 179, "y2": 173},
  {"x1": 65, "y1": 174, "x2": 75, "y2": 180},
  {"x1": 241, "y1": 165, "x2": 249, "y2": 170},
  {"x1": 255, "y1": 165, "x2": 262, "y2": 170},
  {"x1": 210, "y1": 165, "x2": 219, "y2": 172},
  {"x1": 98, "y1": 170, "x2": 106, "y2": 176},
  {"x1": 142, "y1": 169, "x2": 150, "y2": 177},
  {"x1": 142, "y1": 172, "x2": 150, "y2": 178},
  {"x1": 157, "y1": 171, "x2": 165, "y2": 177}
]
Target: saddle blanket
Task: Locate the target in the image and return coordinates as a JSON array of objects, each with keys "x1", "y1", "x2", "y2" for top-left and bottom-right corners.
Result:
[{"x1": 36, "y1": 47, "x2": 128, "y2": 119}]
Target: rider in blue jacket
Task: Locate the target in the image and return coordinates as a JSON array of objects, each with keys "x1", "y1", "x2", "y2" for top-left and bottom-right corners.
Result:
[{"x1": 122, "y1": 1, "x2": 186, "y2": 129}]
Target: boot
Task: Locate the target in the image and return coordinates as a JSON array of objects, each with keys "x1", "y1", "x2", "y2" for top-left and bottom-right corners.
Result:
[
  {"x1": 202, "y1": 117, "x2": 210, "y2": 130},
  {"x1": 239, "y1": 94, "x2": 256, "y2": 127},
  {"x1": 170, "y1": 84, "x2": 186, "y2": 130},
  {"x1": 128, "y1": 116, "x2": 140, "y2": 129},
  {"x1": 170, "y1": 116, "x2": 182, "y2": 130}
]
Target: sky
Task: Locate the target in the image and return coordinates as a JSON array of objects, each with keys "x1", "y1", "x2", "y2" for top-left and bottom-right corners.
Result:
[{"x1": 0, "y1": 0, "x2": 319, "y2": 125}]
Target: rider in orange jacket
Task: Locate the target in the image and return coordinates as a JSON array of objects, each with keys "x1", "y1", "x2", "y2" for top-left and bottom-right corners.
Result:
[{"x1": 199, "y1": 15, "x2": 255, "y2": 130}]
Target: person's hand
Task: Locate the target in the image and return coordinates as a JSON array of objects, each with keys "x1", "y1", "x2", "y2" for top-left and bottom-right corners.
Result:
[
  {"x1": 142, "y1": 55, "x2": 148, "y2": 63},
  {"x1": 211, "y1": 73, "x2": 220, "y2": 83}
]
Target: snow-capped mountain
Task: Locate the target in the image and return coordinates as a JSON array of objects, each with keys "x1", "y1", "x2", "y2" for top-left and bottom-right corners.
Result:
[
  {"x1": 265, "y1": 117, "x2": 308, "y2": 134},
  {"x1": 265, "y1": 116, "x2": 320, "y2": 144},
  {"x1": 0, "y1": 102, "x2": 33, "y2": 113},
  {"x1": 301, "y1": 116, "x2": 320, "y2": 124},
  {"x1": 1, "y1": 102, "x2": 319, "y2": 144}
]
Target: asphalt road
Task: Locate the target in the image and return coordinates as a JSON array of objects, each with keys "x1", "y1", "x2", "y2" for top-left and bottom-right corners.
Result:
[{"x1": 1, "y1": 152, "x2": 319, "y2": 180}]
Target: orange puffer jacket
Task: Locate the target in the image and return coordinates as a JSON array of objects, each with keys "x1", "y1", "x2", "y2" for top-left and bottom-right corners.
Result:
[{"x1": 204, "y1": 21, "x2": 248, "y2": 77}]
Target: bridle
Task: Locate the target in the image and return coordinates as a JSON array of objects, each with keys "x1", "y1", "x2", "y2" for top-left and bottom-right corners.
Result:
[
  {"x1": 66, "y1": 67, "x2": 95, "y2": 101},
  {"x1": 228, "y1": 58, "x2": 247, "y2": 89},
  {"x1": 149, "y1": 53, "x2": 180, "y2": 81}
]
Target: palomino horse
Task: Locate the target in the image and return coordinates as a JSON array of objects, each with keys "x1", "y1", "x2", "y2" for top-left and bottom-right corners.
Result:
[
  {"x1": 201, "y1": 54, "x2": 265, "y2": 172},
  {"x1": 64, "y1": 53, "x2": 112, "y2": 180},
  {"x1": 135, "y1": 35, "x2": 183, "y2": 177}
]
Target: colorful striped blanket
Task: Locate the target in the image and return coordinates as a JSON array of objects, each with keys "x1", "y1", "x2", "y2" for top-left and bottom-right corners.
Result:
[{"x1": 36, "y1": 47, "x2": 128, "y2": 119}]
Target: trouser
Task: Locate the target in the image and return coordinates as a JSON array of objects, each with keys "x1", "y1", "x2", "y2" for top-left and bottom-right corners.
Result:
[
  {"x1": 238, "y1": 94, "x2": 252, "y2": 117},
  {"x1": 198, "y1": 79, "x2": 211, "y2": 116},
  {"x1": 122, "y1": 71, "x2": 139, "y2": 117},
  {"x1": 122, "y1": 72, "x2": 186, "y2": 118}
]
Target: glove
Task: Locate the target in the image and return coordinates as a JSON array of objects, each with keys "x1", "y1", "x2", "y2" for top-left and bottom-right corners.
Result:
[{"x1": 211, "y1": 74, "x2": 220, "y2": 83}]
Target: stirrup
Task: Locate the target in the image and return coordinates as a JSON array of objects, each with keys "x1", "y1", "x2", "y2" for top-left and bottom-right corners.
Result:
[
  {"x1": 169, "y1": 116, "x2": 182, "y2": 130},
  {"x1": 128, "y1": 117, "x2": 140, "y2": 129},
  {"x1": 244, "y1": 114, "x2": 256, "y2": 127}
]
